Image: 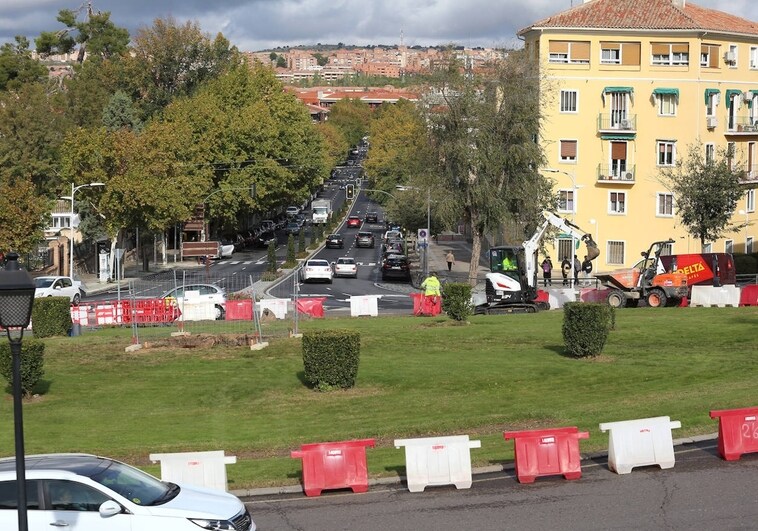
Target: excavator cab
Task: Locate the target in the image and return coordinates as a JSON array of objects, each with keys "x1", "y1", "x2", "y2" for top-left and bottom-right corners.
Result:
[{"x1": 490, "y1": 246, "x2": 522, "y2": 283}]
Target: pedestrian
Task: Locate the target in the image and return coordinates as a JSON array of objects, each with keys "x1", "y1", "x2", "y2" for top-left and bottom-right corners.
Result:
[
  {"x1": 573, "y1": 254, "x2": 581, "y2": 286},
  {"x1": 561, "y1": 256, "x2": 571, "y2": 286},
  {"x1": 541, "y1": 257, "x2": 553, "y2": 287},
  {"x1": 445, "y1": 250, "x2": 456, "y2": 272},
  {"x1": 581, "y1": 255, "x2": 593, "y2": 285},
  {"x1": 420, "y1": 271, "x2": 442, "y2": 312}
]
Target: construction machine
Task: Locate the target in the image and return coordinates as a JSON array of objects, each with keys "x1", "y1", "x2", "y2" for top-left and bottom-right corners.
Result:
[{"x1": 480, "y1": 211, "x2": 599, "y2": 313}]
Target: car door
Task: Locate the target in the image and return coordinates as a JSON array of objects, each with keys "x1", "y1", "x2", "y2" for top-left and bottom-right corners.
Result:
[{"x1": 32, "y1": 479, "x2": 132, "y2": 531}]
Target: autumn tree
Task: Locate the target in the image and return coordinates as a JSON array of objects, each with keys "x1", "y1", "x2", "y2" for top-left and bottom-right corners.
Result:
[
  {"x1": 658, "y1": 143, "x2": 745, "y2": 249},
  {"x1": 328, "y1": 98, "x2": 373, "y2": 147},
  {"x1": 317, "y1": 122, "x2": 350, "y2": 169},
  {"x1": 0, "y1": 176, "x2": 52, "y2": 255}
]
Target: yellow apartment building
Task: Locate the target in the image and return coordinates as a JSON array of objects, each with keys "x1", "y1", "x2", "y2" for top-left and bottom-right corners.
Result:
[{"x1": 518, "y1": 0, "x2": 758, "y2": 269}]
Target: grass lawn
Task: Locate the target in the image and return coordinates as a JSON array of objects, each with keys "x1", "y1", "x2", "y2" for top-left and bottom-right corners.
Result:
[{"x1": 1, "y1": 307, "x2": 756, "y2": 490}]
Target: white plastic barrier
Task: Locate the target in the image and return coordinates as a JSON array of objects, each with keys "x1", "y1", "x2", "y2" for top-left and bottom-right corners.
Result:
[
  {"x1": 176, "y1": 300, "x2": 217, "y2": 321},
  {"x1": 350, "y1": 295, "x2": 381, "y2": 317},
  {"x1": 599, "y1": 416, "x2": 681, "y2": 474},
  {"x1": 149, "y1": 450, "x2": 237, "y2": 492},
  {"x1": 689, "y1": 285, "x2": 741, "y2": 307},
  {"x1": 259, "y1": 298, "x2": 289, "y2": 319},
  {"x1": 394, "y1": 435, "x2": 481, "y2": 492},
  {"x1": 548, "y1": 288, "x2": 579, "y2": 309}
]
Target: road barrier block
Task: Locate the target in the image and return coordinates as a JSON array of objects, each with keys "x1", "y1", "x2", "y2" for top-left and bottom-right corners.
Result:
[
  {"x1": 149, "y1": 450, "x2": 236, "y2": 492},
  {"x1": 290, "y1": 439, "x2": 375, "y2": 497},
  {"x1": 739, "y1": 285, "x2": 758, "y2": 306},
  {"x1": 350, "y1": 295, "x2": 380, "y2": 317},
  {"x1": 95, "y1": 304, "x2": 118, "y2": 325},
  {"x1": 690, "y1": 285, "x2": 741, "y2": 307},
  {"x1": 547, "y1": 289, "x2": 578, "y2": 309},
  {"x1": 394, "y1": 435, "x2": 481, "y2": 492},
  {"x1": 710, "y1": 407, "x2": 758, "y2": 461},
  {"x1": 225, "y1": 299, "x2": 253, "y2": 320},
  {"x1": 70, "y1": 305, "x2": 90, "y2": 326},
  {"x1": 503, "y1": 427, "x2": 589, "y2": 484},
  {"x1": 297, "y1": 297, "x2": 326, "y2": 318},
  {"x1": 410, "y1": 293, "x2": 442, "y2": 316},
  {"x1": 259, "y1": 298, "x2": 289, "y2": 319},
  {"x1": 599, "y1": 416, "x2": 681, "y2": 474}
]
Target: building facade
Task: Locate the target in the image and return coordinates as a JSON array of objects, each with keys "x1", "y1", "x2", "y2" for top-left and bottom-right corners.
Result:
[{"x1": 519, "y1": 0, "x2": 758, "y2": 269}]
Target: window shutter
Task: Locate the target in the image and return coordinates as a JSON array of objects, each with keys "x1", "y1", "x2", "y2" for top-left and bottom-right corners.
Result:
[
  {"x1": 651, "y1": 43, "x2": 669, "y2": 55},
  {"x1": 572, "y1": 42, "x2": 590, "y2": 61},
  {"x1": 611, "y1": 141, "x2": 627, "y2": 160},
  {"x1": 549, "y1": 41, "x2": 569, "y2": 54},
  {"x1": 601, "y1": 42, "x2": 620, "y2": 50},
  {"x1": 561, "y1": 140, "x2": 577, "y2": 158},
  {"x1": 622, "y1": 43, "x2": 641, "y2": 65},
  {"x1": 672, "y1": 43, "x2": 689, "y2": 54}
]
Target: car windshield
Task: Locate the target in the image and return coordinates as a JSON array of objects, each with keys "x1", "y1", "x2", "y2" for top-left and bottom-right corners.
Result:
[
  {"x1": 329, "y1": 234, "x2": 341, "y2": 239},
  {"x1": 88, "y1": 459, "x2": 175, "y2": 506},
  {"x1": 34, "y1": 278, "x2": 55, "y2": 288},
  {"x1": 358, "y1": 232, "x2": 372, "y2": 238},
  {"x1": 308, "y1": 260, "x2": 329, "y2": 267},
  {"x1": 337, "y1": 258, "x2": 355, "y2": 265}
]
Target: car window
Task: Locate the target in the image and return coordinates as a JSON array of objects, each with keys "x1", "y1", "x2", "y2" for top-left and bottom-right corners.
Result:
[
  {"x1": 89, "y1": 459, "x2": 171, "y2": 506},
  {"x1": 309, "y1": 260, "x2": 329, "y2": 267},
  {"x1": 48, "y1": 479, "x2": 110, "y2": 512},
  {"x1": 337, "y1": 258, "x2": 355, "y2": 265},
  {"x1": 0, "y1": 479, "x2": 40, "y2": 509}
]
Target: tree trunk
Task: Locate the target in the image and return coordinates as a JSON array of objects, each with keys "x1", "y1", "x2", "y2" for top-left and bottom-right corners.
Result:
[{"x1": 468, "y1": 210, "x2": 483, "y2": 287}]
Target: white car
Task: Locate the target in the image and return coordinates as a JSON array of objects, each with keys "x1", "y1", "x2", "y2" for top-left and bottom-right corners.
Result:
[
  {"x1": 286, "y1": 206, "x2": 300, "y2": 217},
  {"x1": 0, "y1": 453, "x2": 256, "y2": 531},
  {"x1": 300, "y1": 259, "x2": 333, "y2": 283},
  {"x1": 34, "y1": 276, "x2": 83, "y2": 305},
  {"x1": 333, "y1": 257, "x2": 358, "y2": 278},
  {"x1": 161, "y1": 284, "x2": 226, "y2": 320}
]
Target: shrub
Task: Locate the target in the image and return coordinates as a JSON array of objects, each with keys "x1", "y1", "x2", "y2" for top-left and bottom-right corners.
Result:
[
  {"x1": 287, "y1": 234, "x2": 296, "y2": 263},
  {"x1": 0, "y1": 339, "x2": 45, "y2": 397},
  {"x1": 298, "y1": 230, "x2": 306, "y2": 253},
  {"x1": 441, "y1": 282, "x2": 473, "y2": 321},
  {"x1": 562, "y1": 302, "x2": 612, "y2": 358},
  {"x1": 302, "y1": 329, "x2": 360, "y2": 390},
  {"x1": 267, "y1": 240, "x2": 277, "y2": 272},
  {"x1": 31, "y1": 297, "x2": 72, "y2": 338}
]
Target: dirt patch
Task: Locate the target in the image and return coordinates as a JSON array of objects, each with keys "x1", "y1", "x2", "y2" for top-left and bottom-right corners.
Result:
[{"x1": 141, "y1": 334, "x2": 259, "y2": 350}]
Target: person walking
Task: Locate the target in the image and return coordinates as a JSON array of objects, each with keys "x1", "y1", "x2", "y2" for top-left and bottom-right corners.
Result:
[
  {"x1": 573, "y1": 254, "x2": 581, "y2": 287},
  {"x1": 445, "y1": 250, "x2": 456, "y2": 272},
  {"x1": 541, "y1": 257, "x2": 553, "y2": 287},
  {"x1": 561, "y1": 256, "x2": 571, "y2": 286}
]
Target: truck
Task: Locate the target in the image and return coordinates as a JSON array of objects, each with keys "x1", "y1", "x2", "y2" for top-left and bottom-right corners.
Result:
[
  {"x1": 311, "y1": 199, "x2": 332, "y2": 225},
  {"x1": 481, "y1": 211, "x2": 599, "y2": 313},
  {"x1": 636, "y1": 252, "x2": 735, "y2": 291}
]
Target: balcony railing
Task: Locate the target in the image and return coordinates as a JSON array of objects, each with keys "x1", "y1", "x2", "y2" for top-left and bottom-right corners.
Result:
[
  {"x1": 597, "y1": 114, "x2": 637, "y2": 133},
  {"x1": 727, "y1": 116, "x2": 758, "y2": 133},
  {"x1": 739, "y1": 164, "x2": 758, "y2": 184},
  {"x1": 597, "y1": 165, "x2": 636, "y2": 183}
]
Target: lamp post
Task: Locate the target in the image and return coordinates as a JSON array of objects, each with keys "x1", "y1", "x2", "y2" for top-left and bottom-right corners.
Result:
[
  {"x1": 0, "y1": 253, "x2": 36, "y2": 531},
  {"x1": 63, "y1": 182, "x2": 105, "y2": 279},
  {"x1": 544, "y1": 169, "x2": 581, "y2": 286}
]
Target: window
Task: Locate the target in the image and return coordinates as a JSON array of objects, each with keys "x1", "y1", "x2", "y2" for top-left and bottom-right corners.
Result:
[
  {"x1": 652, "y1": 42, "x2": 689, "y2": 66},
  {"x1": 748, "y1": 189, "x2": 756, "y2": 213},
  {"x1": 607, "y1": 241, "x2": 625, "y2": 265},
  {"x1": 660, "y1": 242, "x2": 673, "y2": 256},
  {"x1": 703, "y1": 243, "x2": 713, "y2": 253},
  {"x1": 560, "y1": 90, "x2": 578, "y2": 112},
  {"x1": 609, "y1": 191, "x2": 626, "y2": 214},
  {"x1": 725, "y1": 240, "x2": 733, "y2": 254},
  {"x1": 701, "y1": 44, "x2": 720, "y2": 68},
  {"x1": 658, "y1": 94, "x2": 677, "y2": 116},
  {"x1": 748, "y1": 237, "x2": 754, "y2": 254},
  {"x1": 605, "y1": 90, "x2": 630, "y2": 128},
  {"x1": 751, "y1": 46, "x2": 758, "y2": 69},
  {"x1": 560, "y1": 140, "x2": 577, "y2": 162},
  {"x1": 601, "y1": 47, "x2": 620, "y2": 64},
  {"x1": 48, "y1": 480, "x2": 110, "y2": 512},
  {"x1": 600, "y1": 41, "x2": 641, "y2": 66},
  {"x1": 0, "y1": 480, "x2": 41, "y2": 509},
  {"x1": 706, "y1": 90, "x2": 720, "y2": 117},
  {"x1": 657, "y1": 141, "x2": 676, "y2": 166},
  {"x1": 558, "y1": 189, "x2": 575, "y2": 213},
  {"x1": 727, "y1": 44, "x2": 738, "y2": 67},
  {"x1": 727, "y1": 142, "x2": 736, "y2": 170},
  {"x1": 609, "y1": 141, "x2": 627, "y2": 178},
  {"x1": 657, "y1": 193, "x2": 674, "y2": 216},
  {"x1": 549, "y1": 40, "x2": 590, "y2": 64},
  {"x1": 705, "y1": 143, "x2": 715, "y2": 164}
]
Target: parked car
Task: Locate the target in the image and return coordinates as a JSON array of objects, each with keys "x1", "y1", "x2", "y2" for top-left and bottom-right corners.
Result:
[
  {"x1": 285, "y1": 221, "x2": 301, "y2": 235},
  {"x1": 211, "y1": 240, "x2": 235, "y2": 259},
  {"x1": 325, "y1": 233, "x2": 344, "y2": 249},
  {"x1": 383, "y1": 229, "x2": 403, "y2": 243},
  {"x1": 250, "y1": 230, "x2": 277, "y2": 249},
  {"x1": 0, "y1": 453, "x2": 256, "y2": 531},
  {"x1": 160, "y1": 283, "x2": 226, "y2": 320},
  {"x1": 364, "y1": 211, "x2": 379, "y2": 223},
  {"x1": 300, "y1": 259, "x2": 333, "y2": 283},
  {"x1": 381, "y1": 254, "x2": 411, "y2": 281},
  {"x1": 383, "y1": 239, "x2": 404, "y2": 255},
  {"x1": 286, "y1": 205, "x2": 301, "y2": 217},
  {"x1": 346, "y1": 216, "x2": 362, "y2": 228},
  {"x1": 333, "y1": 257, "x2": 358, "y2": 278},
  {"x1": 34, "y1": 276, "x2": 82, "y2": 304},
  {"x1": 260, "y1": 220, "x2": 276, "y2": 232},
  {"x1": 294, "y1": 213, "x2": 307, "y2": 227},
  {"x1": 355, "y1": 231, "x2": 375, "y2": 248}
]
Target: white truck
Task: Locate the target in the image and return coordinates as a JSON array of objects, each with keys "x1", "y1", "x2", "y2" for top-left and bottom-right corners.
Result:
[{"x1": 311, "y1": 199, "x2": 332, "y2": 225}]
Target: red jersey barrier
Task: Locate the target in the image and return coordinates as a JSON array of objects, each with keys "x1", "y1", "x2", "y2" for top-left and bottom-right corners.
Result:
[
  {"x1": 709, "y1": 407, "x2": 758, "y2": 461},
  {"x1": 503, "y1": 427, "x2": 589, "y2": 484},
  {"x1": 225, "y1": 300, "x2": 253, "y2": 320},
  {"x1": 290, "y1": 439, "x2": 375, "y2": 496},
  {"x1": 739, "y1": 285, "x2": 758, "y2": 306},
  {"x1": 119, "y1": 299, "x2": 180, "y2": 325},
  {"x1": 296, "y1": 297, "x2": 326, "y2": 318},
  {"x1": 410, "y1": 293, "x2": 442, "y2": 316}
]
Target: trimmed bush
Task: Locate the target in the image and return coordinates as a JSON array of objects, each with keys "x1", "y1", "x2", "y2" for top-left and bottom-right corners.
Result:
[
  {"x1": 267, "y1": 240, "x2": 277, "y2": 272},
  {"x1": 31, "y1": 297, "x2": 72, "y2": 338},
  {"x1": 562, "y1": 302, "x2": 612, "y2": 358},
  {"x1": 441, "y1": 282, "x2": 473, "y2": 322},
  {"x1": 298, "y1": 230, "x2": 306, "y2": 253},
  {"x1": 302, "y1": 329, "x2": 360, "y2": 391},
  {"x1": 287, "y1": 234, "x2": 296, "y2": 263},
  {"x1": 0, "y1": 339, "x2": 45, "y2": 397}
]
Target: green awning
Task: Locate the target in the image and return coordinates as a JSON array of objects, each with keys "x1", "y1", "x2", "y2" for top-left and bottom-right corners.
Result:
[
  {"x1": 653, "y1": 88, "x2": 679, "y2": 97},
  {"x1": 601, "y1": 134, "x2": 635, "y2": 140},
  {"x1": 704, "y1": 88, "x2": 720, "y2": 104},
  {"x1": 604, "y1": 86, "x2": 633, "y2": 94},
  {"x1": 725, "y1": 89, "x2": 742, "y2": 108}
]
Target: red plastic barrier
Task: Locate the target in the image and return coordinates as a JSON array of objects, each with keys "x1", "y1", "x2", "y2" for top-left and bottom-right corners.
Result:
[
  {"x1": 503, "y1": 427, "x2": 589, "y2": 484},
  {"x1": 535, "y1": 290, "x2": 549, "y2": 304},
  {"x1": 410, "y1": 293, "x2": 442, "y2": 316},
  {"x1": 290, "y1": 439, "x2": 375, "y2": 496},
  {"x1": 118, "y1": 299, "x2": 180, "y2": 324},
  {"x1": 578, "y1": 288, "x2": 610, "y2": 303},
  {"x1": 709, "y1": 407, "x2": 758, "y2": 461},
  {"x1": 739, "y1": 285, "x2": 758, "y2": 306},
  {"x1": 296, "y1": 297, "x2": 326, "y2": 318},
  {"x1": 225, "y1": 299, "x2": 253, "y2": 320}
]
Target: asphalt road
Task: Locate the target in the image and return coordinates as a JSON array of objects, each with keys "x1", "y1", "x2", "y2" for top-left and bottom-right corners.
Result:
[{"x1": 245, "y1": 440, "x2": 758, "y2": 531}]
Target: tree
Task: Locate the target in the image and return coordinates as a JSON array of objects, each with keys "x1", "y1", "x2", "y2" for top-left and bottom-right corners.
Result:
[
  {"x1": 102, "y1": 90, "x2": 141, "y2": 131},
  {"x1": 425, "y1": 52, "x2": 552, "y2": 285},
  {"x1": 317, "y1": 122, "x2": 349, "y2": 169},
  {"x1": 276, "y1": 56, "x2": 287, "y2": 68},
  {"x1": 0, "y1": 176, "x2": 52, "y2": 255},
  {"x1": 313, "y1": 52, "x2": 329, "y2": 67},
  {"x1": 328, "y1": 98, "x2": 373, "y2": 147},
  {"x1": 658, "y1": 143, "x2": 745, "y2": 249},
  {"x1": 0, "y1": 36, "x2": 47, "y2": 91}
]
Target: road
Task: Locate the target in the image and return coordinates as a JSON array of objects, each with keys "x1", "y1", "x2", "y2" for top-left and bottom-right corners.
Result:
[{"x1": 245, "y1": 440, "x2": 758, "y2": 530}]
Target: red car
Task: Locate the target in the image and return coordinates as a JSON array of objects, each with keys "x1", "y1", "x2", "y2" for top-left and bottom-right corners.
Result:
[{"x1": 346, "y1": 216, "x2": 362, "y2": 228}]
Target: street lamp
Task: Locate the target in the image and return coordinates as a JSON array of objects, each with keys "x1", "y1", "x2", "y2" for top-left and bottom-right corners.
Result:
[
  {"x1": 0, "y1": 253, "x2": 36, "y2": 531},
  {"x1": 63, "y1": 182, "x2": 105, "y2": 279}
]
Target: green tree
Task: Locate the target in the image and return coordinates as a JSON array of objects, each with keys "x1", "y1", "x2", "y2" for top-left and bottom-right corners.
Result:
[
  {"x1": 317, "y1": 122, "x2": 349, "y2": 169},
  {"x1": 269, "y1": 51, "x2": 278, "y2": 62},
  {"x1": 267, "y1": 240, "x2": 277, "y2": 272},
  {"x1": 276, "y1": 56, "x2": 287, "y2": 68},
  {"x1": 659, "y1": 143, "x2": 745, "y2": 249},
  {"x1": 287, "y1": 234, "x2": 296, "y2": 264},
  {"x1": 102, "y1": 90, "x2": 141, "y2": 131},
  {"x1": 0, "y1": 176, "x2": 52, "y2": 255},
  {"x1": 298, "y1": 229, "x2": 306, "y2": 254},
  {"x1": 328, "y1": 98, "x2": 373, "y2": 147},
  {"x1": 0, "y1": 36, "x2": 47, "y2": 91},
  {"x1": 312, "y1": 52, "x2": 329, "y2": 67}
]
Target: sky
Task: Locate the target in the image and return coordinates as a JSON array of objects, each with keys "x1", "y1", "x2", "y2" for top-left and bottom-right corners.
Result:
[{"x1": 1, "y1": 0, "x2": 757, "y2": 53}]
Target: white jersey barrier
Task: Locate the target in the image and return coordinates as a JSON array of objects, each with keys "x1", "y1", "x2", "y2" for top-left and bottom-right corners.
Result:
[
  {"x1": 149, "y1": 450, "x2": 237, "y2": 492},
  {"x1": 394, "y1": 435, "x2": 481, "y2": 492},
  {"x1": 350, "y1": 295, "x2": 381, "y2": 317},
  {"x1": 599, "y1": 416, "x2": 681, "y2": 474},
  {"x1": 689, "y1": 285, "x2": 741, "y2": 307},
  {"x1": 259, "y1": 298, "x2": 289, "y2": 319}
]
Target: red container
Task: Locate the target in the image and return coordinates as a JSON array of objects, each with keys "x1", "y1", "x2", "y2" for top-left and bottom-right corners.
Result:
[
  {"x1": 739, "y1": 285, "x2": 758, "y2": 306},
  {"x1": 290, "y1": 439, "x2": 375, "y2": 496},
  {"x1": 296, "y1": 297, "x2": 326, "y2": 318},
  {"x1": 410, "y1": 293, "x2": 442, "y2": 316},
  {"x1": 709, "y1": 407, "x2": 758, "y2": 461},
  {"x1": 225, "y1": 299, "x2": 253, "y2": 320},
  {"x1": 503, "y1": 427, "x2": 589, "y2": 484}
]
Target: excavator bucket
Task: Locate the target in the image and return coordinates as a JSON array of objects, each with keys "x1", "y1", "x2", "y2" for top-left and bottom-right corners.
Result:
[{"x1": 584, "y1": 235, "x2": 600, "y2": 261}]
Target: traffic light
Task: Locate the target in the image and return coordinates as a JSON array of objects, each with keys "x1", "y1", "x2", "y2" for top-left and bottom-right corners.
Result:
[{"x1": 346, "y1": 184, "x2": 354, "y2": 200}]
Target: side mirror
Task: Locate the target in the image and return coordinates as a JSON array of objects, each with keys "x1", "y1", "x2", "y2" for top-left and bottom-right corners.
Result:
[{"x1": 99, "y1": 500, "x2": 123, "y2": 518}]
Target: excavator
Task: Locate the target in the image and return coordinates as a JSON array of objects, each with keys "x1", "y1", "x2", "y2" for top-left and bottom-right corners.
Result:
[{"x1": 479, "y1": 211, "x2": 599, "y2": 313}]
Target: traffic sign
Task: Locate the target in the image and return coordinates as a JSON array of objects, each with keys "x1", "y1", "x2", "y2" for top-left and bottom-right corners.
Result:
[{"x1": 417, "y1": 228, "x2": 429, "y2": 245}]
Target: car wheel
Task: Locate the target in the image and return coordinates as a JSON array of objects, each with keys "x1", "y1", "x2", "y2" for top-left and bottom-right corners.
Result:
[
  {"x1": 646, "y1": 288, "x2": 667, "y2": 308},
  {"x1": 215, "y1": 305, "x2": 225, "y2": 321},
  {"x1": 72, "y1": 293, "x2": 81, "y2": 305}
]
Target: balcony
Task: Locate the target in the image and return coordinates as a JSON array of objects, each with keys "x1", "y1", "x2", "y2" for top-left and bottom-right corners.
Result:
[
  {"x1": 726, "y1": 116, "x2": 758, "y2": 135},
  {"x1": 739, "y1": 164, "x2": 758, "y2": 184},
  {"x1": 597, "y1": 114, "x2": 636, "y2": 134},
  {"x1": 597, "y1": 165, "x2": 636, "y2": 184}
]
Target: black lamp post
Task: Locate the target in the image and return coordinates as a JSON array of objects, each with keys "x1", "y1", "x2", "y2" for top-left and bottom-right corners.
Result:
[{"x1": 0, "y1": 253, "x2": 35, "y2": 531}]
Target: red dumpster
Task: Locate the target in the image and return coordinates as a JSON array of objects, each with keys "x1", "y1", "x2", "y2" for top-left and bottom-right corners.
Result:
[
  {"x1": 503, "y1": 427, "x2": 589, "y2": 484},
  {"x1": 739, "y1": 285, "x2": 758, "y2": 306},
  {"x1": 290, "y1": 439, "x2": 375, "y2": 496},
  {"x1": 296, "y1": 297, "x2": 326, "y2": 318},
  {"x1": 709, "y1": 407, "x2": 758, "y2": 461},
  {"x1": 225, "y1": 299, "x2": 253, "y2": 320},
  {"x1": 410, "y1": 293, "x2": 442, "y2": 316}
]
